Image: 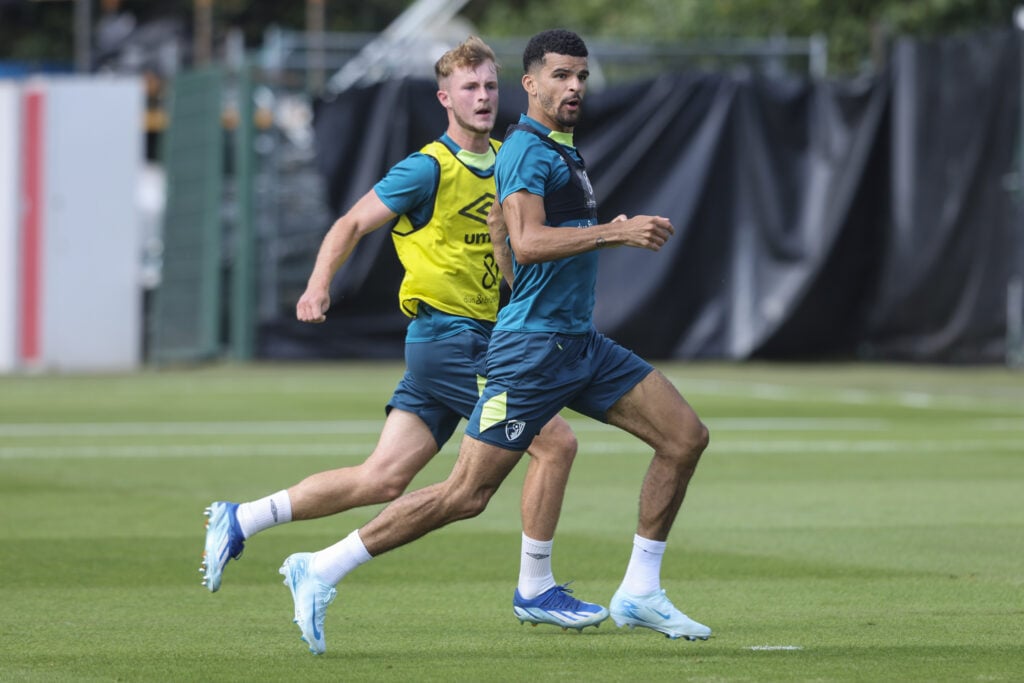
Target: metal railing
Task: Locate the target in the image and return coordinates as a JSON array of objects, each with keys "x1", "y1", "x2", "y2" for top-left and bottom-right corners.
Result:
[{"x1": 259, "y1": 26, "x2": 829, "y2": 95}]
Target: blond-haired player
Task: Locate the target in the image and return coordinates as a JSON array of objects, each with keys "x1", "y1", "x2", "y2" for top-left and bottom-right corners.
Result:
[{"x1": 202, "y1": 36, "x2": 606, "y2": 654}]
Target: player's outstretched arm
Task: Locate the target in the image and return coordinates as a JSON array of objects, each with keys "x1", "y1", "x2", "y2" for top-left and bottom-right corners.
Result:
[
  {"x1": 296, "y1": 190, "x2": 397, "y2": 323},
  {"x1": 502, "y1": 190, "x2": 673, "y2": 265}
]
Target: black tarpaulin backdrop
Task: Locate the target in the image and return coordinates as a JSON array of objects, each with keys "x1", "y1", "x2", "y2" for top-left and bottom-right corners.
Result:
[{"x1": 260, "y1": 29, "x2": 1022, "y2": 363}]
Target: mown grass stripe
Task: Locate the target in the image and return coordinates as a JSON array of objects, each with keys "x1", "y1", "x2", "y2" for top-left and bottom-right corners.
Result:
[{"x1": 3, "y1": 437, "x2": 1021, "y2": 459}]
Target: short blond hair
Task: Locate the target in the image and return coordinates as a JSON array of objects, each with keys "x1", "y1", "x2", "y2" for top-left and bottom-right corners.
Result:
[{"x1": 434, "y1": 35, "x2": 499, "y2": 82}]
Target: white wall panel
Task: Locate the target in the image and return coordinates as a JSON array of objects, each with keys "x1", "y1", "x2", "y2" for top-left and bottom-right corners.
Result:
[{"x1": 39, "y1": 76, "x2": 144, "y2": 371}]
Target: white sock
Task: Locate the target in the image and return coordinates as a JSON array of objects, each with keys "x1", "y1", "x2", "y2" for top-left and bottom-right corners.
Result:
[
  {"x1": 311, "y1": 529, "x2": 373, "y2": 586},
  {"x1": 619, "y1": 534, "x2": 666, "y2": 596},
  {"x1": 235, "y1": 490, "x2": 292, "y2": 539},
  {"x1": 517, "y1": 533, "x2": 556, "y2": 599}
]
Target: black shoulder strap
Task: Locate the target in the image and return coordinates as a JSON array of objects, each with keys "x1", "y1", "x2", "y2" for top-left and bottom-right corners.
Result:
[{"x1": 504, "y1": 123, "x2": 586, "y2": 169}]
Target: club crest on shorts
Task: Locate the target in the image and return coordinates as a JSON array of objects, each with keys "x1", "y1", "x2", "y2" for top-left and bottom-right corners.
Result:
[{"x1": 505, "y1": 420, "x2": 527, "y2": 442}]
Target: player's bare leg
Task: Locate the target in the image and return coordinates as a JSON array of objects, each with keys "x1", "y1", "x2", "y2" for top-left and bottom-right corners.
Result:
[
  {"x1": 605, "y1": 369, "x2": 712, "y2": 641},
  {"x1": 288, "y1": 409, "x2": 439, "y2": 518},
  {"x1": 280, "y1": 435, "x2": 520, "y2": 653},
  {"x1": 606, "y1": 370, "x2": 707, "y2": 541},
  {"x1": 203, "y1": 409, "x2": 437, "y2": 592},
  {"x1": 515, "y1": 415, "x2": 608, "y2": 629}
]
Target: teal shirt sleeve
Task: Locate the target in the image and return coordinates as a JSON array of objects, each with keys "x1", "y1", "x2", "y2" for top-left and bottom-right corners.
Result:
[
  {"x1": 496, "y1": 130, "x2": 573, "y2": 208},
  {"x1": 373, "y1": 153, "x2": 439, "y2": 225},
  {"x1": 496, "y1": 134, "x2": 554, "y2": 203}
]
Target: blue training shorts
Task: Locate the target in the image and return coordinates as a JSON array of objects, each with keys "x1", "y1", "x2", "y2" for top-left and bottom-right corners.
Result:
[
  {"x1": 388, "y1": 326, "x2": 489, "y2": 449},
  {"x1": 465, "y1": 327, "x2": 653, "y2": 451}
]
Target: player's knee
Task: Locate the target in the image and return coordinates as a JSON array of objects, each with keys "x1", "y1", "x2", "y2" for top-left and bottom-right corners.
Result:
[
  {"x1": 694, "y1": 420, "x2": 710, "y2": 453},
  {"x1": 680, "y1": 420, "x2": 709, "y2": 466},
  {"x1": 461, "y1": 497, "x2": 489, "y2": 519},
  {"x1": 549, "y1": 429, "x2": 578, "y2": 464},
  {"x1": 531, "y1": 421, "x2": 579, "y2": 464},
  {"x1": 563, "y1": 430, "x2": 580, "y2": 459},
  {"x1": 465, "y1": 487, "x2": 498, "y2": 518},
  {"x1": 658, "y1": 418, "x2": 708, "y2": 470},
  {"x1": 375, "y1": 479, "x2": 407, "y2": 502},
  {"x1": 360, "y1": 466, "x2": 413, "y2": 503},
  {"x1": 446, "y1": 483, "x2": 498, "y2": 520}
]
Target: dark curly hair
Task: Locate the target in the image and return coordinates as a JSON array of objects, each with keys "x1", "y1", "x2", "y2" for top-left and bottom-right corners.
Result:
[{"x1": 522, "y1": 29, "x2": 588, "y2": 73}]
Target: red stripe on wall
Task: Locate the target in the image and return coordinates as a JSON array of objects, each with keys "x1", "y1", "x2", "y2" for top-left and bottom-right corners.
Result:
[{"x1": 20, "y1": 89, "x2": 43, "y2": 363}]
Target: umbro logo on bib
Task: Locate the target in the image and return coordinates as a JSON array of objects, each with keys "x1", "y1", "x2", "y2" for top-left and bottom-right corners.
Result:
[
  {"x1": 505, "y1": 420, "x2": 527, "y2": 442},
  {"x1": 458, "y1": 193, "x2": 495, "y2": 225}
]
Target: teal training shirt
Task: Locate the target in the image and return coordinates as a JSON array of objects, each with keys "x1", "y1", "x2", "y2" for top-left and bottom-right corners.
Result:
[{"x1": 494, "y1": 115, "x2": 599, "y2": 334}]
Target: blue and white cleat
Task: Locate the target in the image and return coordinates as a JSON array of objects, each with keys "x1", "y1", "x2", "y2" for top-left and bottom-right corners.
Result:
[
  {"x1": 513, "y1": 583, "x2": 609, "y2": 631},
  {"x1": 280, "y1": 553, "x2": 336, "y2": 655},
  {"x1": 201, "y1": 501, "x2": 245, "y2": 592},
  {"x1": 609, "y1": 588, "x2": 711, "y2": 641}
]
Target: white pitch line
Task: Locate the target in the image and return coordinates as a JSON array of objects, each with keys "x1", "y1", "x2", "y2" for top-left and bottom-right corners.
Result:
[
  {"x1": 670, "y1": 377, "x2": 1024, "y2": 413},
  {"x1": 576, "y1": 439, "x2": 1024, "y2": 454},
  {"x1": 1, "y1": 415, "x2": 1020, "y2": 440},
  {"x1": 2, "y1": 438, "x2": 1022, "y2": 459},
  {"x1": 704, "y1": 418, "x2": 890, "y2": 431},
  {"x1": 0, "y1": 417, "x2": 895, "y2": 438},
  {"x1": 0, "y1": 420, "x2": 385, "y2": 437},
  {"x1": 0, "y1": 442, "x2": 376, "y2": 459}
]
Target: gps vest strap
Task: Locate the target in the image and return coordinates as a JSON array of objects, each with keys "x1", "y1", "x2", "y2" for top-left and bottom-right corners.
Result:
[{"x1": 504, "y1": 123, "x2": 598, "y2": 224}]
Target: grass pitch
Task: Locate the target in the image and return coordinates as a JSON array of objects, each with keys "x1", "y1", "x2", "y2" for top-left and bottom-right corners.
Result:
[{"x1": 1, "y1": 361, "x2": 1022, "y2": 682}]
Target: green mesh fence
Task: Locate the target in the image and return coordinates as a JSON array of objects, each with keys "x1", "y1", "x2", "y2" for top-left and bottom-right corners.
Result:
[{"x1": 148, "y1": 67, "x2": 225, "y2": 363}]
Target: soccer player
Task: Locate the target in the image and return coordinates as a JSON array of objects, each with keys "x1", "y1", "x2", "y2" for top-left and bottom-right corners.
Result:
[
  {"x1": 278, "y1": 28, "x2": 712, "y2": 655},
  {"x1": 201, "y1": 35, "x2": 607, "y2": 636}
]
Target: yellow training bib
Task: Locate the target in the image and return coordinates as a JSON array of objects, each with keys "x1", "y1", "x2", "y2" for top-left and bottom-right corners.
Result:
[{"x1": 391, "y1": 139, "x2": 503, "y2": 322}]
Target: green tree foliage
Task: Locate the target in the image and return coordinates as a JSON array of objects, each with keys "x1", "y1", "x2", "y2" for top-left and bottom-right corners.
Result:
[
  {"x1": 472, "y1": 0, "x2": 1022, "y2": 74},
  {"x1": 1, "y1": 0, "x2": 1020, "y2": 74},
  {"x1": 0, "y1": 0, "x2": 408, "y2": 65}
]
